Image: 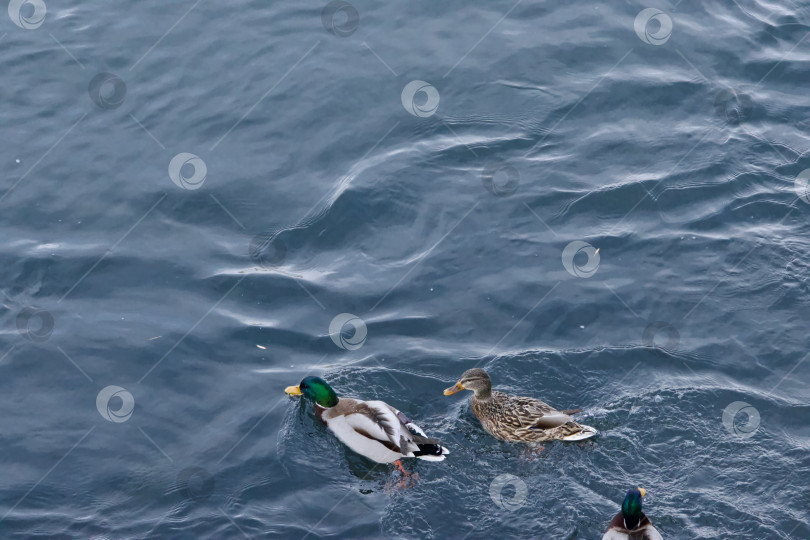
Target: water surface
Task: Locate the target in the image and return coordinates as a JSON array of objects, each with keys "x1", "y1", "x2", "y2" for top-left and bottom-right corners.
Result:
[{"x1": 1, "y1": 1, "x2": 809, "y2": 538}]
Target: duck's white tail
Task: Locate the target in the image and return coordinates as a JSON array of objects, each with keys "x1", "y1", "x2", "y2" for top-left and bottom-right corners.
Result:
[{"x1": 562, "y1": 424, "x2": 598, "y2": 441}]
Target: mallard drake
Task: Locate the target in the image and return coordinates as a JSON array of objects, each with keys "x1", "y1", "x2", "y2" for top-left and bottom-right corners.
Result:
[
  {"x1": 443, "y1": 368, "x2": 597, "y2": 443},
  {"x1": 285, "y1": 376, "x2": 449, "y2": 464},
  {"x1": 602, "y1": 487, "x2": 663, "y2": 540}
]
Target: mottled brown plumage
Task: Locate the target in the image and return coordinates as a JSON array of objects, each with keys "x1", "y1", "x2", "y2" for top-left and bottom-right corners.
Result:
[{"x1": 443, "y1": 368, "x2": 597, "y2": 443}]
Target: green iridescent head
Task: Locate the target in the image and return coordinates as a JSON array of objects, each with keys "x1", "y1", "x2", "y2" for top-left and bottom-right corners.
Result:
[
  {"x1": 285, "y1": 376, "x2": 338, "y2": 408},
  {"x1": 621, "y1": 487, "x2": 646, "y2": 527}
]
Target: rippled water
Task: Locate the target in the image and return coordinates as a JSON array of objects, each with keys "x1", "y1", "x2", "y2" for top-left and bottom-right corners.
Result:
[{"x1": 1, "y1": 1, "x2": 809, "y2": 538}]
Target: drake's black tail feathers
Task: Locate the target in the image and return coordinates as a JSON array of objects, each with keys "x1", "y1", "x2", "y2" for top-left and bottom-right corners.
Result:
[{"x1": 414, "y1": 443, "x2": 444, "y2": 456}]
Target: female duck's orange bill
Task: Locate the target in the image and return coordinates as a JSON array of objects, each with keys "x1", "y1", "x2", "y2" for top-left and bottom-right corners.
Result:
[{"x1": 443, "y1": 382, "x2": 465, "y2": 395}]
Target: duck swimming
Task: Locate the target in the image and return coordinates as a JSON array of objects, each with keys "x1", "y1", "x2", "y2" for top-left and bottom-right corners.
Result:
[
  {"x1": 602, "y1": 487, "x2": 663, "y2": 540},
  {"x1": 285, "y1": 376, "x2": 449, "y2": 465},
  {"x1": 443, "y1": 368, "x2": 597, "y2": 443}
]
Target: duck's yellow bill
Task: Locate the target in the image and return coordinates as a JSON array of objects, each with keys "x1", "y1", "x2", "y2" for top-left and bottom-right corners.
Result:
[
  {"x1": 638, "y1": 488, "x2": 646, "y2": 498},
  {"x1": 285, "y1": 385, "x2": 302, "y2": 396},
  {"x1": 443, "y1": 382, "x2": 465, "y2": 396}
]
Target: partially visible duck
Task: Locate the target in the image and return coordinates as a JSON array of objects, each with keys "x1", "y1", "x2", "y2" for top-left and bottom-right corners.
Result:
[{"x1": 602, "y1": 487, "x2": 663, "y2": 540}]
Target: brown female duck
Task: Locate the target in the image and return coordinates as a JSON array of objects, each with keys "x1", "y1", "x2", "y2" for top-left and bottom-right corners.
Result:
[{"x1": 443, "y1": 368, "x2": 597, "y2": 443}]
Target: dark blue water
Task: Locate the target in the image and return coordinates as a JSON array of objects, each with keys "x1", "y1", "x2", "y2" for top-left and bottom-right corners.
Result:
[{"x1": 2, "y1": 1, "x2": 809, "y2": 538}]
